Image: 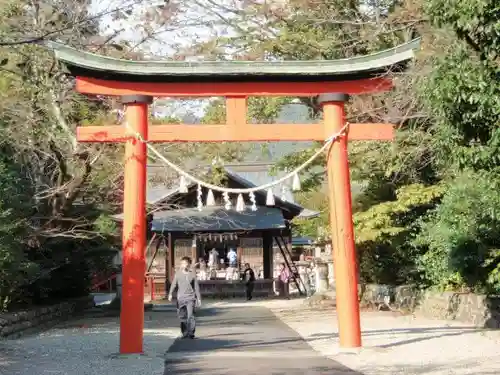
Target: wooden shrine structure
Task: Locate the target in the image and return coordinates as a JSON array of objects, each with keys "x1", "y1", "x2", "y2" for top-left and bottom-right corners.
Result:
[
  {"x1": 115, "y1": 167, "x2": 307, "y2": 298},
  {"x1": 48, "y1": 38, "x2": 420, "y2": 353}
]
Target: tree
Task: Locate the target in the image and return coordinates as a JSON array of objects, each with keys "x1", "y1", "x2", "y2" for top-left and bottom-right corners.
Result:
[
  {"x1": 0, "y1": 0, "x2": 195, "y2": 308},
  {"x1": 413, "y1": 0, "x2": 500, "y2": 292},
  {"x1": 0, "y1": 0, "x2": 265, "y2": 308},
  {"x1": 0, "y1": 148, "x2": 38, "y2": 309},
  {"x1": 183, "y1": 0, "x2": 500, "y2": 290}
]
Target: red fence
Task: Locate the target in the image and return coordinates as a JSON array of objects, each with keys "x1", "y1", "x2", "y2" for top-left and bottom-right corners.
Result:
[
  {"x1": 145, "y1": 273, "x2": 167, "y2": 301},
  {"x1": 91, "y1": 273, "x2": 117, "y2": 293}
]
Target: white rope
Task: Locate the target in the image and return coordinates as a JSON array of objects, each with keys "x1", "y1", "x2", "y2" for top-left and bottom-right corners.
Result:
[{"x1": 124, "y1": 121, "x2": 348, "y2": 194}]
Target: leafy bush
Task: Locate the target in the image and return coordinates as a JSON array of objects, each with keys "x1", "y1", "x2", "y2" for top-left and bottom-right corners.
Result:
[
  {"x1": 353, "y1": 184, "x2": 444, "y2": 285},
  {"x1": 415, "y1": 171, "x2": 500, "y2": 293},
  {"x1": 0, "y1": 155, "x2": 37, "y2": 310}
]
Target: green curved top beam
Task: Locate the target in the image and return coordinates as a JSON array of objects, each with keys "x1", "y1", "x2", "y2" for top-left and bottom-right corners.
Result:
[{"x1": 45, "y1": 39, "x2": 420, "y2": 83}]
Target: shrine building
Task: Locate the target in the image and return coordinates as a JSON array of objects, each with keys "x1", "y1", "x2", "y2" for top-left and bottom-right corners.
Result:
[{"x1": 113, "y1": 164, "x2": 317, "y2": 298}]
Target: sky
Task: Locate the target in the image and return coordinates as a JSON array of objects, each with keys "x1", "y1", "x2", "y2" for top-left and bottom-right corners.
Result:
[
  {"x1": 89, "y1": 0, "x2": 241, "y2": 56},
  {"x1": 87, "y1": 0, "x2": 378, "y2": 119},
  {"x1": 89, "y1": 0, "x2": 244, "y2": 117},
  {"x1": 85, "y1": 0, "x2": 380, "y2": 163},
  {"x1": 86, "y1": 0, "x2": 319, "y2": 164}
]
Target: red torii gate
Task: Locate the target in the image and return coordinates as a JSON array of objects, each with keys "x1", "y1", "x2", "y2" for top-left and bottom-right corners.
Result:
[{"x1": 49, "y1": 39, "x2": 419, "y2": 354}]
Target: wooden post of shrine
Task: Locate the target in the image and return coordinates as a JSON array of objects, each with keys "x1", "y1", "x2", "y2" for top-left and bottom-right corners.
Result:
[
  {"x1": 120, "y1": 95, "x2": 152, "y2": 354},
  {"x1": 319, "y1": 93, "x2": 362, "y2": 348}
]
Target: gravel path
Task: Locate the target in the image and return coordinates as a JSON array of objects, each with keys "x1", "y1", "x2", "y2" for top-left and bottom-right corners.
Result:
[
  {"x1": 0, "y1": 309, "x2": 178, "y2": 375},
  {"x1": 266, "y1": 299, "x2": 500, "y2": 375}
]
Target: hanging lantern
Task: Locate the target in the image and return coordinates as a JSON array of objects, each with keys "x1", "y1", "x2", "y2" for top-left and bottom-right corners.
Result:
[
  {"x1": 178, "y1": 175, "x2": 188, "y2": 193},
  {"x1": 191, "y1": 235, "x2": 197, "y2": 248},
  {"x1": 236, "y1": 194, "x2": 245, "y2": 212},
  {"x1": 206, "y1": 189, "x2": 216, "y2": 206},
  {"x1": 266, "y1": 188, "x2": 275, "y2": 206},
  {"x1": 292, "y1": 173, "x2": 301, "y2": 191},
  {"x1": 249, "y1": 191, "x2": 257, "y2": 211}
]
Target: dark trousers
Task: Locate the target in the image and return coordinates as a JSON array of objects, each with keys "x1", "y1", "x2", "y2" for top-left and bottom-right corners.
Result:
[
  {"x1": 177, "y1": 300, "x2": 196, "y2": 337},
  {"x1": 245, "y1": 282, "x2": 254, "y2": 300},
  {"x1": 278, "y1": 280, "x2": 290, "y2": 298}
]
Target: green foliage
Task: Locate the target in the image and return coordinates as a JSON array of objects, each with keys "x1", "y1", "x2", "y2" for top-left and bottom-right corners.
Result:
[
  {"x1": 205, "y1": 0, "x2": 500, "y2": 292},
  {"x1": 415, "y1": 171, "x2": 500, "y2": 292},
  {"x1": 0, "y1": 153, "x2": 37, "y2": 310},
  {"x1": 410, "y1": 0, "x2": 500, "y2": 293},
  {"x1": 420, "y1": 45, "x2": 500, "y2": 173},
  {"x1": 247, "y1": 97, "x2": 292, "y2": 123},
  {"x1": 353, "y1": 184, "x2": 445, "y2": 285},
  {"x1": 354, "y1": 184, "x2": 445, "y2": 243},
  {"x1": 93, "y1": 214, "x2": 118, "y2": 236},
  {"x1": 424, "y1": 0, "x2": 500, "y2": 63},
  {"x1": 0, "y1": 0, "x2": 498, "y2": 310},
  {"x1": 0, "y1": 0, "x2": 122, "y2": 309}
]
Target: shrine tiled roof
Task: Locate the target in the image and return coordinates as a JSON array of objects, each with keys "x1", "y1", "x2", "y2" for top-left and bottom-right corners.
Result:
[{"x1": 151, "y1": 206, "x2": 286, "y2": 233}]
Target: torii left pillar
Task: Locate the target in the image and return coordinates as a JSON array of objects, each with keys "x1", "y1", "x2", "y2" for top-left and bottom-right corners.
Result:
[{"x1": 120, "y1": 95, "x2": 152, "y2": 354}]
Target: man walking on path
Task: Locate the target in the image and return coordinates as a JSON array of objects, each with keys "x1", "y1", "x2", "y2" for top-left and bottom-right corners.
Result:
[
  {"x1": 242, "y1": 263, "x2": 256, "y2": 300},
  {"x1": 168, "y1": 256, "x2": 202, "y2": 339}
]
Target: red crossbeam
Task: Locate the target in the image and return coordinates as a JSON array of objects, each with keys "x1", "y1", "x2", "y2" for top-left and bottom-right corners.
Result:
[
  {"x1": 76, "y1": 123, "x2": 394, "y2": 142},
  {"x1": 75, "y1": 77, "x2": 393, "y2": 97}
]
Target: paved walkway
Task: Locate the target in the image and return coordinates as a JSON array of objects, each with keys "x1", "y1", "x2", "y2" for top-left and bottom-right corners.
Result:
[{"x1": 163, "y1": 304, "x2": 358, "y2": 374}]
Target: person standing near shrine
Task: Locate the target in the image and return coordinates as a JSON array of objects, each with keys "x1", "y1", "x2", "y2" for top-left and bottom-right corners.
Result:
[
  {"x1": 208, "y1": 248, "x2": 219, "y2": 268},
  {"x1": 278, "y1": 263, "x2": 291, "y2": 299},
  {"x1": 168, "y1": 256, "x2": 201, "y2": 339},
  {"x1": 198, "y1": 257, "x2": 208, "y2": 281},
  {"x1": 242, "y1": 263, "x2": 256, "y2": 301},
  {"x1": 227, "y1": 248, "x2": 238, "y2": 268},
  {"x1": 208, "y1": 248, "x2": 219, "y2": 279}
]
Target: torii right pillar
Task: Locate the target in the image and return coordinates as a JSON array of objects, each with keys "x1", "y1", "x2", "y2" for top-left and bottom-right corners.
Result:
[{"x1": 319, "y1": 93, "x2": 362, "y2": 349}]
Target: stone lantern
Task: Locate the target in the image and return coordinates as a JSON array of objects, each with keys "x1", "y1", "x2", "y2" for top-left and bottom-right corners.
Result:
[{"x1": 314, "y1": 259, "x2": 329, "y2": 293}]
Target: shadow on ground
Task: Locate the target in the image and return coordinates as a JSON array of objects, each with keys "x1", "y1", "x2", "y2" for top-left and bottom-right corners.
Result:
[
  {"x1": 307, "y1": 325, "x2": 490, "y2": 349},
  {"x1": 163, "y1": 305, "x2": 362, "y2": 375}
]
